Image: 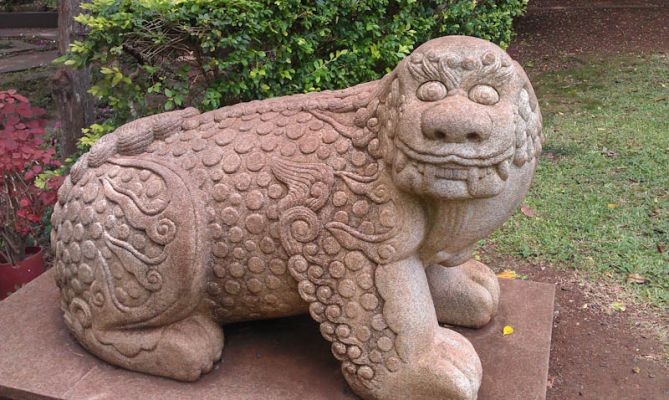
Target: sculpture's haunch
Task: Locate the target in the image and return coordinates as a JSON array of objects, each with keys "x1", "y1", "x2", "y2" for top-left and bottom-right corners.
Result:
[{"x1": 51, "y1": 36, "x2": 543, "y2": 400}]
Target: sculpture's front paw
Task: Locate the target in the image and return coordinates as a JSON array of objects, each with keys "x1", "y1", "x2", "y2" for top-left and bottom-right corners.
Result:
[
  {"x1": 369, "y1": 327, "x2": 481, "y2": 400},
  {"x1": 412, "y1": 328, "x2": 482, "y2": 400},
  {"x1": 427, "y1": 259, "x2": 500, "y2": 328}
]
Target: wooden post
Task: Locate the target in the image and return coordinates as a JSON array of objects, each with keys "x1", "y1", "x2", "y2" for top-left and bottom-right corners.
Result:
[{"x1": 52, "y1": 0, "x2": 95, "y2": 158}]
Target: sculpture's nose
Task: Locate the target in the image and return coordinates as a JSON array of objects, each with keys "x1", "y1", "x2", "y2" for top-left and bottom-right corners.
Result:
[{"x1": 421, "y1": 97, "x2": 491, "y2": 144}]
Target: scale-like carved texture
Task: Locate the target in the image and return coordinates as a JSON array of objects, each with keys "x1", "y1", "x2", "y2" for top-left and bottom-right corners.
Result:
[{"x1": 52, "y1": 36, "x2": 543, "y2": 399}]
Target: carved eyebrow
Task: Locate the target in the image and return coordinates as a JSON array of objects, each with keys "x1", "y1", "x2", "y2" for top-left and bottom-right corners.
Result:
[
  {"x1": 408, "y1": 58, "x2": 445, "y2": 85},
  {"x1": 436, "y1": 59, "x2": 459, "y2": 89},
  {"x1": 407, "y1": 52, "x2": 514, "y2": 89}
]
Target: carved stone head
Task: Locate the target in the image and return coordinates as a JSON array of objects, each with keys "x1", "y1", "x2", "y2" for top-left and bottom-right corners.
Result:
[
  {"x1": 377, "y1": 36, "x2": 543, "y2": 202},
  {"x1": 373, "y1": 36, "x2": 544, "y2": 266}
]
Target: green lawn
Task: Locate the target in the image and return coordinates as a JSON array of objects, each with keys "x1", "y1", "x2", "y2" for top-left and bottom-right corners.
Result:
[{"x1": 487, "y1": 54, "x2": 669, "y2": 308}]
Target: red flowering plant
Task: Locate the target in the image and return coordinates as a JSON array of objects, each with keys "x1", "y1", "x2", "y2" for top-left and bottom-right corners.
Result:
[{"x1": 0, "y1": 90, "x2": 63, "y2": 264}]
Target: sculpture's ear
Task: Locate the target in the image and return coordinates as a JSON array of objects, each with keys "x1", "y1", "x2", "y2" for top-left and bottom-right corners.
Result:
[
  {"x1": 373, "y1": 67, "x2": 402, "y2": 128},
  {"x1": 377, "y1": 67, "x2": 398, "y2": 100},
  {"x1": 370, "y1": 71, "x2": 401, "y2": 165},
  {"x1": 513, "y1": 61, "x2": 539, "y2": 112},
  {"x1": 512, "y1": 61, "x2": 544, "y2": 167}
]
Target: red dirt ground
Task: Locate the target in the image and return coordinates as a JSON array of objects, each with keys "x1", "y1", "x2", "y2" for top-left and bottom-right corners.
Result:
[
  {"x1": 498, "y1": 2, "x2": 669, "y2": 398},
  {"x1": 508, "y1": 0, "x2": 669, "y2": 71},
  {"x1": 484, "y1": 249, "x2": 668, "y2": 400}
]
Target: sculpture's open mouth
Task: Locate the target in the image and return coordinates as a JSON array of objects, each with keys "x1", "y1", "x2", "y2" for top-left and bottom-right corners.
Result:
[
  {"x1": 412, "y1": 160, "x2": 511, "y2": 182},
  {"x1": 393, "y1": 140, "x2": 515, "y2": 199},
  {"x1": 396, "y1": 140, "x2": 515, "y2": 168}
]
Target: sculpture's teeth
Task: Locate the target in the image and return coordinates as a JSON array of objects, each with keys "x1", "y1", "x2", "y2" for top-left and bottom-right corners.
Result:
[
  {"x1": 434, "y1": 166, "x2": 468, "y2": 180},
  {"x1": 435, "y1": 167, "x2": 450, "y2": 179},
  {"x1": 424, "y1": 164, "x2": 437, "y2": 181},
  {"x1": 496, "y1": 159, "x2": 510, "y2": 180},
  {"x1": 467, "y1": 167, "x2": 480, "y2": 183},
  {"x1": 395, "y1": 151, "x2": 408, "y2": 173}
]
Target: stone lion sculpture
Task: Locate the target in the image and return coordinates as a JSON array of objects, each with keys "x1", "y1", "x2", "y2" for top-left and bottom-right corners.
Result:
[{"x1": 51, "y1": 36, "x2": 542, "y2": 400}]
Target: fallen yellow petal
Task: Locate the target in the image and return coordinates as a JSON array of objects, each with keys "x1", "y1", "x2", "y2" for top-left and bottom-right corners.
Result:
[
  {"x1": 496, "y1": 270, "x2": 518, "y2": 280},
  {"x1": 503, "y1": 325, "x2": 514, "y2": 336},
  {"x1": 607, "y1": 203, "x2": 619, "y2": 209}
]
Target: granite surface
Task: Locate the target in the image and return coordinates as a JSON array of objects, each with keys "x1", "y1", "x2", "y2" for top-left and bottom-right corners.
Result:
[
  {"x1": 0, "y1": 270, "x2": 554, "y2": 400},
  {"x1": 49, "y1": 36, "x2": 544, "y2": 400}
]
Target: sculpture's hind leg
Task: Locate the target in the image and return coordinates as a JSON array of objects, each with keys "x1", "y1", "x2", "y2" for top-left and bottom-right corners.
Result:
[
  {"x1": 52, "y1": 156, "x2": 220, "y2": 380},
  {"x1": 72, "y1": 313, "x2": 223, "y2": 381},
  {"x1": 427, "y1": 259, "x2": 500, "y2": 328}
]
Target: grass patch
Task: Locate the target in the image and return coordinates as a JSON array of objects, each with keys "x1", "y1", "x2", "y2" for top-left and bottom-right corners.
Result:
[{"x1": 488, "y1": 54, "x2": 669, "y2": 308}]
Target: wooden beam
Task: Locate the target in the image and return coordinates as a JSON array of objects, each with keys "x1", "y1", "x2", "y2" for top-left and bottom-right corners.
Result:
[{"x1": 51, "y1": 0, "x2": 95, "y2": 158}]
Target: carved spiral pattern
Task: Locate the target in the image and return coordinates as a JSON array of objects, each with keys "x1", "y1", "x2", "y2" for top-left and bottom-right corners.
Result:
[
  {"x1": 279, "y1": 206, "x2": 321, "y2": 254},
  {"x1": 147, "y1": 218, "x2": 177, "y2": 245},
  {"x1": 69, "y1": 297, "x2": 92, "y2": 330},
  {"x1": 144, "y1": 269, "x2": 163, "y2": 292},
  {"x1": 53, "y1": 154, "x2": 188, "y2": 343}
]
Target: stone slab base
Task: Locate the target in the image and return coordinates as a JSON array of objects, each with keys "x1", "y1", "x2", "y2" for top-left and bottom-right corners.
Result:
[{"x1": 0, "y1": 270, "x2": 554, "y2": 400}]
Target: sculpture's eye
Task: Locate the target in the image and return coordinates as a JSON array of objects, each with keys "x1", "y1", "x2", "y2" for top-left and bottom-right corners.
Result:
[
  {"x1": 469, "y1": 85, "x2": 499, "y2": 105},
  {"x1": 416, "y1": 81, "x2": 447, "y2": 102}
]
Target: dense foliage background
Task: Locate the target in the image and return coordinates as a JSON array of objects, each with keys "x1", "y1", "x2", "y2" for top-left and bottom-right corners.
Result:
[{"x1": 60, "y1": 0, "x2": 528, "y2": 146}]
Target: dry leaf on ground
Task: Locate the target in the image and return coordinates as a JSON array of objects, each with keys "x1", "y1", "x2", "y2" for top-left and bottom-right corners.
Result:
[
  {"x1": 625, "y1": 273, "x2": 648, "y2": 284},
  {"x1": 497, "y1": 270, "x2": 519, "y2": 280},
  {"x1": 610, "y1": 302, "x2": 626, "y2": 312},
  {"x1": 520, "y1": 204, "x2": 537, "y2": 217}
]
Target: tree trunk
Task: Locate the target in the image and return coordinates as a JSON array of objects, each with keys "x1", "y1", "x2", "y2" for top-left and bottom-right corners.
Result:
[{"x1": 52, "y1": 0, "x2": 95, "y2": 158}]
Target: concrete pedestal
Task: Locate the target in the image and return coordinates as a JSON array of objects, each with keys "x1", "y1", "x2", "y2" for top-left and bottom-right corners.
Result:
[{"x1": 0, "y1": 270, "x2": 554, "y2": 400}]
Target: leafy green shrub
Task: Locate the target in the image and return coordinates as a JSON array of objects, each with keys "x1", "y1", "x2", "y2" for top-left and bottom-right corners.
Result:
[{"x1": 60, "y1": 0, "x2": 527, "y2": 142}]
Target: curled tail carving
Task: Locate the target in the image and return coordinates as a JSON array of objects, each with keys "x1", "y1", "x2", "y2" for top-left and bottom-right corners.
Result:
[{"x1": 68, "y1": 107, "x2": 200, "y2": 184}]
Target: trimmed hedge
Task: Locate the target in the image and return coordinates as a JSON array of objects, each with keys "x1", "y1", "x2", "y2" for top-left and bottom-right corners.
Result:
[{"x1": 60, "y1": 0, "x2": 527, "y2": 140}]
